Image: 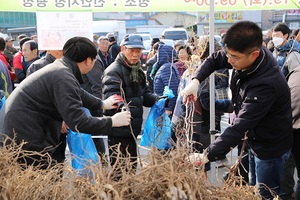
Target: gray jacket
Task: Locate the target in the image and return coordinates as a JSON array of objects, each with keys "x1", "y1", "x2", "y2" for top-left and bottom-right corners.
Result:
[
  {"x1": 0, "y1": 57, "x2": 112, "y2": 153},
  {"x1": 287, "y1": 67, "x2": 300, "y2": 129}
]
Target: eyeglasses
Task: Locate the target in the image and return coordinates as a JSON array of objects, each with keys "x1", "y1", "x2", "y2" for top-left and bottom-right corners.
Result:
[{"x1": 224, "y1": 47, "x2": 256, "y2": 63}]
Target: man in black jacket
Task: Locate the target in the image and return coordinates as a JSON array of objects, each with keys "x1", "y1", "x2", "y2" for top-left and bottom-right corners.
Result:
[
  {"x1": 102, "y1": 34, "x2": 158, "y2": 177},
  {"x1": 106, "y1": 33, "x2": 120, "y2": 63},
  {"x1": 182, "y1": 21, "x2": 293, "y2": 199}
]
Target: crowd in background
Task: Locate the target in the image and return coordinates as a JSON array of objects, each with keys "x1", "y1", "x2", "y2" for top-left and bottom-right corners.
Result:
[{"x1": 0, "y1": 21, "x2": 300, "y2": 199}]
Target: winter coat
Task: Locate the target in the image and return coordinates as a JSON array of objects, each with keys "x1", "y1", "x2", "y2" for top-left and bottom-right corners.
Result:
[
  {"x1": 98, "y1": 50, "x2": 112, "y2": 69},
  {"x1": 174, "y1": 61, "x2": 187, "y2": 77},
  {"x1": 154, "y1": 63, "x2": 180, "y2": 112},
  {"x1": 0, "y1": 57, "x2": 112, "y2": 154},
  {"x1": 108, "y1": 42, "x2": 121, "y2": 62},
  {"x1": 81, "y1": 55, "x2": 105, "y2": 117},
  {"x1": 146, "y1": 54, "x2": 157, "y2": 92},
  {"x1": 102, "y1": 54, "x2": 158, "y2": 138},
  {"x1": 0, "y1": 60, "x2": 12, "y2": 97},
  {"x1": 287, "y1": 67, "x2": 300, "y2": 130},
  {"x1": 194, "y1": 47, "x2": 293, "y2": 161},
  {"x1": 199, "y1": 68, "x2": 232, "y2": 128},
  {"x1": 273, "y1": 39, "x2": 300, "y2": 76},
  {"x1": 153, "y1": 44, "x2": 179, "y2": 112},
  {"x1": 26, "y1": 53, "x2": 56, "y2": 76}
]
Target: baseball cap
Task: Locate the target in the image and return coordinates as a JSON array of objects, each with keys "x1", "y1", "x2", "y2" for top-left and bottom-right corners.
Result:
[
  {"x1": 106, "y1": 33, "x2": 115, "y2": 38},
  {"x1": 5, "y1": 36, "x2": 14, "y2": 42},
  {"x1": 174, "y1": 40, "x2": 185, "y2": 47},
  {"x1": 122, "y1": 34, "x2": 145, "y2": 49}
]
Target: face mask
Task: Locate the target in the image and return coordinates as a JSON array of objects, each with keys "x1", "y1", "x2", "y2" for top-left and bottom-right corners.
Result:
[{"x1": 272, "y1": 37, "x2": 284, "y2": 47}]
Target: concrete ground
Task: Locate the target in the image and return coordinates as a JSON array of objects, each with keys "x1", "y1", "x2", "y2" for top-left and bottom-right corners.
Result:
[{"x1": 66, "y1": 108, "x2": 237, "y2": 186}]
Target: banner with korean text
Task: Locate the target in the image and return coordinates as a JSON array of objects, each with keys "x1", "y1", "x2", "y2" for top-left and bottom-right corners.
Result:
[
  {"x1": 36, "y1": 12, "x2": 93, "y2": 50},
  {"x1": 0, "y1": 0, "x2": 299, "y2": 12}
]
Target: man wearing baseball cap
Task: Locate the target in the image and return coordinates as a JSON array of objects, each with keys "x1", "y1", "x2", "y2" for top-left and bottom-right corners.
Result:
[
  {"x1": 102, "y1": 34, "x2": 159, "y2": 179},
  {"x1": 106, "y1": 33, "x2": 120, "y2": 62},
  {"x1": 4, "y1": 36, "x2": 17, "y2": 67}
]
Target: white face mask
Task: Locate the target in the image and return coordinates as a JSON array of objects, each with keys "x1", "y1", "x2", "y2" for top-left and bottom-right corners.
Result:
[{"x1": 272, "y1": 37, "x2": 284, "y2": 47}]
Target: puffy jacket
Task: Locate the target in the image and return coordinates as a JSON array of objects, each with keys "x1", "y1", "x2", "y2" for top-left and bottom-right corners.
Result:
[
  {"x1": 102, "y1": 54, "x2": 158, "y2": 138},
  {"x1": 194, "y1": 47, "x2": 293, "y2": 160},
  {"x1": 154, "y1": 44, "x2": 179, "y2": 112},
  {"x1": 287, "y1": 67, "x2": 300, "y2": 130},
  {"x1": 273, "y1": 39, "x2": 300, "y2": 76},
  {"x1": 154, "y1": 63, "x2": 180, "y2": 112}
]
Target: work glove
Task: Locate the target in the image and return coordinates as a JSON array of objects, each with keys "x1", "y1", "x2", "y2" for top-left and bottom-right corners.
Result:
[
  {"x1": 111, "y1": 110, "x2": 131, "y2": 127},
  {"x1": 187, "y1": 150, "x2": 209, "y2": 166},
  {"x1": 102, "y1": 94, "x2": 123, "y2": 110},
  {"x1": 182, "y1": 79, "x2": 200, "y2": 104}
]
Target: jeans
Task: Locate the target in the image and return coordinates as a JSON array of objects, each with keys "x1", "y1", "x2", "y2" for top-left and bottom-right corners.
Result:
[
  {"x1": 249, "y1": 149, "x2": 291, "y2": 199},
  {"x1": 279, "y1": 154, "x2": 295, "y2": 200}
]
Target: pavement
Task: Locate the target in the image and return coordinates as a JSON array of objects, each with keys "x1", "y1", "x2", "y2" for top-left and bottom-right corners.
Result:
[{"x1": 66, "y1": 108, "x2": 237, "y2": 186}]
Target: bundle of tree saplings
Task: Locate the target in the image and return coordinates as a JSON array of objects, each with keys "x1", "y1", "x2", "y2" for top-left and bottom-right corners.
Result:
[{"x1": 0, "y1": 134, "x2": 266, "y2": 200}]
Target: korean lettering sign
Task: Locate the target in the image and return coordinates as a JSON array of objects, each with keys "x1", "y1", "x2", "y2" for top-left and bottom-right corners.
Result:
[{"x1": 0, "y1": 0, "x2": 299, "y2": 11}]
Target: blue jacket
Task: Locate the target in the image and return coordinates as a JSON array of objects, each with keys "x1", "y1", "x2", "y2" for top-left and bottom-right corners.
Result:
[
  {"x1": 274, "y1": 39, "x2": 300, "y2": 76},
  {"x1": 153, "y1": 44, "x2": 179, "y2": 112},
  {"x1": 154, "y1": 63, "x2": 180, "y2": 111},
  {"x1": 194, "y1": 47, "x2": 293, "y2": 161}
]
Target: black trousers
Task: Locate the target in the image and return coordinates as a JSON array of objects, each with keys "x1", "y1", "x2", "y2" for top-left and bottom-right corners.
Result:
[{"x1": 108, "y1": 136, "x2": 137, "y2": 180}]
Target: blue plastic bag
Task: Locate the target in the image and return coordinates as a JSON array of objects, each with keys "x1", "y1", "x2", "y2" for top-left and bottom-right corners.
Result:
[
  {"x1": 66, "y1": 130, "x2": 99, "y2": 170},
  {"x1": 66, "y1": 108, "x2": 99, "y2": 177},
  {"x1": 140, "y1": 86, "x2": 174, "y2": 150},
  {"x1": 0, "y1": 90, "x2": 5, "y2": 110},
  {"x1": 0, "y1": 95, "x2": 5, "y2": 110}
]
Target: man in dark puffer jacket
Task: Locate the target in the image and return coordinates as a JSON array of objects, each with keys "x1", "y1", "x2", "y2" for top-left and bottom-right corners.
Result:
[{"x1": 102, "y1": 34, "x2": 159, "y2": 176}]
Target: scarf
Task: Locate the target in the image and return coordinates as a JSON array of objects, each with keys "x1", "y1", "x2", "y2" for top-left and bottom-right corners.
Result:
[{"x1": 120, "y1": 53, "x2": 145, "y2": 92}]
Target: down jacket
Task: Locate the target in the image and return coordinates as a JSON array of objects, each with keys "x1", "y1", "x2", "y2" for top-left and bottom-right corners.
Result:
[
  {"x1": 102, "y1": 54, "x2": 158, "y2": 138},
  {"x1": 153, "y1": 44, "x2": 179, "y2": 112}
]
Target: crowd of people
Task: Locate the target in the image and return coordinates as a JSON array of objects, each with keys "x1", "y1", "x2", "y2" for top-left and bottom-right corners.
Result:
[{"x1": 0, "y1": 21, "x2": 299, "y2": 199}]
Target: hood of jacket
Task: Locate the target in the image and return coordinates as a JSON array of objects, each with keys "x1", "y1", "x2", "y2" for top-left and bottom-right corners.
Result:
[{"x1": 157, "y1": 44, "x2": 177, "y2": 66}]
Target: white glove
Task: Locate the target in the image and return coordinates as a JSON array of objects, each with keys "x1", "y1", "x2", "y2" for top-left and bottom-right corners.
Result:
[
  {"x1": 102, "y1": 94, "x2": 123, "y2": 110},
  {"x1": 181, "y1": 79, "x2": 200, "y2": 104},
  {"x1": 111, "y1": 111, "x2": 131, "y2": 127},
  {"x1": 188, "y1": 150, "x2": 209, "y2": 166}
]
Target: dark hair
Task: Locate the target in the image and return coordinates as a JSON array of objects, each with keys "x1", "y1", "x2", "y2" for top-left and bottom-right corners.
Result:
[
  {"x1": 23, "y1": 40, "x2": 38, "y2": 51},
  {"x1": 292, "y1": 29, "x2": 300, "y2": 38},
  {"x1": 19, "y1": 37, "x2": 31, "y2": 50},
  {"x1": 108, "y1": 36, "x2": 116, "y2": 43},
  {"x1": 267, "y1": 40, "x2": 275, "y2": 53},
  {"x1": 224, "y1": 21, "x2": 262, "y2": 53},
  {"x1": 63, "y1": 37, "x2": 97, "y2": 62},
  {"x1": 273, "y1": 23, "x2": 291, "y2": 38},
  {"x1": 0, "y1": 37, "x2": 5, "y2": 51},
  {"x1": 151, "y1": 37, "x2": 160, "y2": 46},
  {"x1": 178, "y1": 45, "x2": 192, "y2": 57},
  {"x1": 153, "y1": 42, "x2": 160, "y2": 51},
  {"x1": 199, "y1": 36, "x2": 222, "y2": 59}
]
